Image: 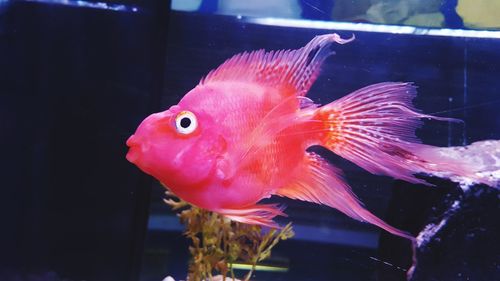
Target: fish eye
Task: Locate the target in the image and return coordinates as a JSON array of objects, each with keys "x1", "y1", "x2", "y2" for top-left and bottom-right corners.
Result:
[{"x1": 175, "y1": 111, "x2": 198, "y2": 135}]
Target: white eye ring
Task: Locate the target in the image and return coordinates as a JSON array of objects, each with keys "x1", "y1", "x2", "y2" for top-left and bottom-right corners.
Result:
[{"x1": 175, "y1": 111, "x2": 198, "y2": 135}]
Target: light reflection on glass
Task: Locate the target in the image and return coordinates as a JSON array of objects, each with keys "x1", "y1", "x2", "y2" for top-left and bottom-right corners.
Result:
[{"x1": 25, "y1": 0, "x2": 139, "y2": 12}]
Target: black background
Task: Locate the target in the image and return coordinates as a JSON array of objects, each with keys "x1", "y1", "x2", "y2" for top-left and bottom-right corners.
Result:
[{"x1": 0, "y1": 1, "x2": 170, "y2": 280}]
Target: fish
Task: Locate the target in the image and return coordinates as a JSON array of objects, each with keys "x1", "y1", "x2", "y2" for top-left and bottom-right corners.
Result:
[{"x1": 126, "y1": 33, "x2": 488, "y2": 242}]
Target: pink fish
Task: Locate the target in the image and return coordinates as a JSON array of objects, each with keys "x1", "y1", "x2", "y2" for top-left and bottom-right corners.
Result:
[{"x1": 126, "y1": 33, "x2": 481, "y2": 243}]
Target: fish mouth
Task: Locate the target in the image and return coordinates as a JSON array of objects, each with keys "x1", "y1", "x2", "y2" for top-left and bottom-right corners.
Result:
[
  {"x1": 126, "y1": 135, "x2": 140, "y2": 147},
  {"x1": 126, "y1": 135, "x2": 141, "y2": 163},
  {"x1": 126, "y1": 147, "x2": 140, "y2": 163}
]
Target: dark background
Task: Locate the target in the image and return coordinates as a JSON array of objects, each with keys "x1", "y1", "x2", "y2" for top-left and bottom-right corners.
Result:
[
  {"x1": 1, "y1": 1, "x2": 499, "y2": 281},
  {"x1": 0, "y1": 1, "x2": 170, "y2": 280}
]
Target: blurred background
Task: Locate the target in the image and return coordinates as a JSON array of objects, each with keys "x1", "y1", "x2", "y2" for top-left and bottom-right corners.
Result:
[{"x1": 0, "y1": 1, "x2": 499, "y2": 281}]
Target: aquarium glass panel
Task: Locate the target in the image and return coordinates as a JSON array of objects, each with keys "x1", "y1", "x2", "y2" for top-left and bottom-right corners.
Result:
[{"x1": 138, "y1": 3, "x2": 500, "y2": 281}]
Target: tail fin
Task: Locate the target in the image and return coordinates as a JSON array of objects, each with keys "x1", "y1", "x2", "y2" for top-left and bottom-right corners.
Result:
[{"x1": 314, "y1": 82, "x2": 485, "y2": 186}]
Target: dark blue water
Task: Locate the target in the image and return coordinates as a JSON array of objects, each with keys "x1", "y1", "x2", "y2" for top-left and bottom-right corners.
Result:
[
  {"x1": 141, "y1": 11, "x2": 500, "y2": 281},
  {"x1": 1, "y1": 1, "x2": 499, "y2": 281}
]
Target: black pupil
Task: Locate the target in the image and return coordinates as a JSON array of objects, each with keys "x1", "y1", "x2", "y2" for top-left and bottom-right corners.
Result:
[{"x1": 180, "y1": 117, "x2": 191, "y2": 128}]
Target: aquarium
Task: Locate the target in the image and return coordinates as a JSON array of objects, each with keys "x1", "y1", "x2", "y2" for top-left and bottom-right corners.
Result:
[
  {"x1": 1, "y1": 1, "x2": 498, "y2": 281},
  {"x1": 140, "y1": 2, "x2": 500, "y2": 281}
]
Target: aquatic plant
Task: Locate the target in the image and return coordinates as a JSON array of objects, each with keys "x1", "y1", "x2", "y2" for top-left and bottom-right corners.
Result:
[{"x1": 164, "y1": 191, "x2": 294, "y2": 281}]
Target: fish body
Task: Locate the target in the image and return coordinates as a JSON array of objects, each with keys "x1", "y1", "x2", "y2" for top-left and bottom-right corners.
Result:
[
  {"x1": 126, "y1": 34, "x2": 485, "y2": 239},
  {"x1": 153, "y1": 81, "x2": 306, "y2": 210},
  {"x1": 127, "y1": 73, "x2": 318, "y2": 219}
]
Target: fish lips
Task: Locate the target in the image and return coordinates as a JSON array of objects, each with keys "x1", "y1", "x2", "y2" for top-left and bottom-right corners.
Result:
[{"x1": 126, "y1": 134, "x2": 143, "y2": 163}]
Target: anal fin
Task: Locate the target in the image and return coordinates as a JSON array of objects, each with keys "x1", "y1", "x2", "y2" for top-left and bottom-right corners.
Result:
[{"x1": 276, "y1": 152, "x2": 415, "y2": 241}]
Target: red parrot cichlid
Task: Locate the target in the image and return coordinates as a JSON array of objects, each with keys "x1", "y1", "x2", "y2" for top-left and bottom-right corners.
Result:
[{"x1": 126, "y1": 34, "x2": 484, "y2": 242}]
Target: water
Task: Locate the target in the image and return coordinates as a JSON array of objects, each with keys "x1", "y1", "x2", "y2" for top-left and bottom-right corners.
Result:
[
  {"x1": 143, "y1": 5, "x2": 500, "y2": 281},
  {"x1": 1, "y1": 1, "x2": 498, "y2": 281}
]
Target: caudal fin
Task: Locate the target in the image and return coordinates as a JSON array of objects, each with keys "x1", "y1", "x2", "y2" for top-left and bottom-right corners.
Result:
[{"x1": 314, "y1": 82, "x2": 488, "y2": 186}]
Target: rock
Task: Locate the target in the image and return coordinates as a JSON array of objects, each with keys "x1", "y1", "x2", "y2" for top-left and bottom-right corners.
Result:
[
  {"x1": 365, "y1": 0, "x2": 443, "y2": 25},
  {"x1": 457, "y1": 0, "x2": 500, "y2": 29},
  {"x1": 366, "y1": 1, "x2": 411, "y2": 24},
  {"x1": 404, "y1": 12, "x2": 444, "y2": 27}
]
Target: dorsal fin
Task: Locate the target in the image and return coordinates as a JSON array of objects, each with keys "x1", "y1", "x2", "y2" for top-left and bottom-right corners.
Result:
[{"x1": 200, "y1": 33, "x2": 355, "y2": 96}]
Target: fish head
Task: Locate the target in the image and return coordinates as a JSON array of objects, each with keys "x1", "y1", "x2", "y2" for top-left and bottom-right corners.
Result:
[{"x1": 126, "y1": 94, "x2": 226, "y2": 189}]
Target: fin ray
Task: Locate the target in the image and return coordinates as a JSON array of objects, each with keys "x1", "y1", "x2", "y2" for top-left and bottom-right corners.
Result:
[
  {"x1": 276, "y1": 152, "x2": 415, "y2": 240},
  {"x1": 217, "y1": 204, "x2": 286, "y2": 229},
  {"x1": 201, "y1": 33, "x2": 354, "y2": 96},
  {"x1": 235, "y1": 95, "x2": 317, "y2": 165},
  {"x1": 314, "y1": 82, "x2": 471, "y2": 185}
]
